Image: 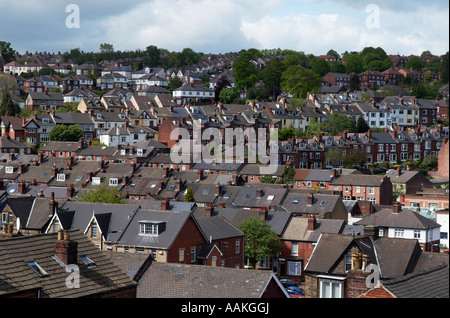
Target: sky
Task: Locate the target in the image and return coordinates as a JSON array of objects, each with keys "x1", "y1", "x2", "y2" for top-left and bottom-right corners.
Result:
[{"x1": 0, "y1": 0, "x2": 448, "y2": 57}]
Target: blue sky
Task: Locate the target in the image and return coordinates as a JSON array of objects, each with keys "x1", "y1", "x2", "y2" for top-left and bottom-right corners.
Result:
[{"x1": 0, "y1": 0, "x2": 448, "y2": 57}]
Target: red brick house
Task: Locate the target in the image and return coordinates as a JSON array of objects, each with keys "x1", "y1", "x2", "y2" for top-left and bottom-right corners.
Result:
[{"x1": 330, "y1": 174, "x2": 393, "y2": 205}]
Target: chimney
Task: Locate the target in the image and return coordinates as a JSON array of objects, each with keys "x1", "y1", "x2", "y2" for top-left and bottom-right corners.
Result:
[
  {"x1": 37, "y1": 151, "x2": 43, "y2": 164},
  {"x1": 67, "y1": 156, "x2": 74, "y2": 169},
  {"x1": 256, "y1": 188, "x2": 263, "y2": 199},
  {"x1": 196, "y1": 169, "x2": 203, "y2": 182},
  {"x1": 392, "y1": 201, "x2": 402, "y2": 213},
  {"x1": 307, "y1": 192, "x2": 314, "y2": 205},
  {"x1": 49, "y1": 191, "x2": 58, "y2": 216},
  {"x1": 205, "y1": 204, "x2": 214, "y2": 218},
  {"x1": 18, "y1": 161, "x2": 24, "y2": 174},
  {"x1": 0, "y1": 178, "x2": 3, "y2": 191},
  {"x1": 78, "y1": 138, "x2": 84, "y2": 150},
  {"x1": 18, "y1": 180, "x2": 26, "y2": 194},
  {"x1": 130, "y1": 162, "x2": 136, "y2": 174},
  {"x1": 364, "y1": 225, "x2": 379, "y2": 241},
  {"x1": 259, "y1": 207, "x2": 268, "y2": 221},
  {"x1": 396, "y1": 166, "x2": 401, "y2": 177},
  {"x1": 67, "y1": 184, "x2": 74, "y2": 198},
  {"x1": 367, "y1": 129, "x2": 372, "y2": 139},
  {"x1": 8, "y1": 152, "x2": 14, "y2": 161},
  {"x1": 161, "y1": 199, "x2": 169, "y2": 211},
  {"x1": 307, "y1": 216, "x2": 316, "y2": 231},
  {"x1": 215, "y1": 184, "x2": 221, "y2": 196},
  {"x1": 54, "y1": 230, "x2": 78, "y2": 266},
  {"x1": 52, "y1": 163, "x2": 57, "y2": 178}
]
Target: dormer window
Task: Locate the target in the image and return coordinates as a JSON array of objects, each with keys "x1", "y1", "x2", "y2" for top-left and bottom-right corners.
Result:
[
  {"x1": 5, "y1": 166, "x2": 13, "y2": 174},
  {"x1": 92, "y1": 177, "x2": 101, "y2": 185},
  {"x1": 109, "y1": 178, "x2": 118, "y2": 186},
  {"x1": 139, "y1": 221, "x2": 166, "y2": 235},
  {"x1": 57, "y1": 174, "x2": 66, "y2": 181},
  {"x1": 300, "y1": 142, "x2": 306, "y2": 149}
]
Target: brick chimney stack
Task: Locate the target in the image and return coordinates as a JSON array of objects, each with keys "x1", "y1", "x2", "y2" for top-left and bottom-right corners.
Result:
[
  {"x1": 196, "y1": 169, "x2": 203, "y2": 182},
  {"x1": 392, "y1": 201, "x2": 402, "y2": 213},
  {"x1": 205, "y1": 204, "x2": 214, "y2": 218},
  {"x1": 18, "y1": 180, "x2": 26, "y2": 194},
  {"x1": 49, "y1": 192, "x2": 58, "y2": 216},
  {"x1": 161, "y1": 199, "x2": 169, "y2": 211},
  {"x1": 259, "y1": 207, "x2": 268, "y2": 221},
  {"x1": 54, "y1": 230, "x2": 78, "y2": 266},
  {"x1": 307, "y1": 216, "x2": 316, "y2": 231},
  {"x1": 307, "y1": 192, "x2": 314, "y2": 205}
]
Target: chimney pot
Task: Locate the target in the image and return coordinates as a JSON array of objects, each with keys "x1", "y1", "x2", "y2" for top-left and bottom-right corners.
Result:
[{"x1": 54, "y1": 230, "x2": 78, "y2": 265}]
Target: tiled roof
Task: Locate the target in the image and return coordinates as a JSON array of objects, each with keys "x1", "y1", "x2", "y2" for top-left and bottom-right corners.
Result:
[{"x1": 0, "y1": 230, "x2": 136, "y2": 297}]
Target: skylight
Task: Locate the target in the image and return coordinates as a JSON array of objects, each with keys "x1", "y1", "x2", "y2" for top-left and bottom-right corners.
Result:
[
  {"x1": 267, "y1": 195, "x2": 275, "y2": 201},
  {"x1": 26, "y1": 260, "x2": 49, "y2": 277},
  {"x1": 203, "y1": 188, "x2": 211, "y2": 195},
  {"x1": 79, "y1": 255, "x2": 96, "y2": 268}
]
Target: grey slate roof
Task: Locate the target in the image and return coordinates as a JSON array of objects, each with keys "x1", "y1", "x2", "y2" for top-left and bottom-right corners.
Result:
[
  {"x1": 354, "y1": 208, "x2": 441, "y2": 230},
  {"x1": 380, "y1": 264, "x2": 449, "y2": 298},
  {"x1": 116, "y1": 210, "x2": 191, "y2": 249},
  {"x1": 0, "y1": 230, "x2": 137, "y2": 298},
  {"x1": 137, "y1": 261, "x2": 288, "y2": 298},
  {"x1": 194, "y1": 214, "x2": 244, "y2": 241}
]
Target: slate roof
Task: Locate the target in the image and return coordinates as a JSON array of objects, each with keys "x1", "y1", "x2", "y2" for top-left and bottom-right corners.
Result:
[
  {"x1": 0, "y1": 230, "x2": 137, "y2": 298},
  {"x1": 137, "y1": 261, "x2": 288, "y2": 298},
  {"x1": 281, "y1": 192, "x2": 341, "y2": 215},
  {"x1": 116, "y1": 210, "x2": 191, "y2": 249},
  {"x1": 380, "y1": 264, "x2": 449, "y2": 298},
  {"x1": 193, "y1": 214, "x2": 244, "y2": 241},
  {"x1": 232, "y1": 186, "x2": 287, "y2": 208},
  {"x1": 282, "y1": 217, "x2": 345, "y2": 242},
  {"x1": 330, "y1": 174, "x2": 386, "y2": 186},
  {"x1": 354, "y1": 208, "x2": 441, "y2": 230}
]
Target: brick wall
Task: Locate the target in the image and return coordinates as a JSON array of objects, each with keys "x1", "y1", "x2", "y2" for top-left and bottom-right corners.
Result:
[
  {"x1": 167, "y1": 216, "x2": 205, "y2": 264},
  {"x1": 345, "y1": 270, "x2": 369, "y2": 298},
  {"x1": 358, "y1": 285, "x2": 395, "y2": 298}
]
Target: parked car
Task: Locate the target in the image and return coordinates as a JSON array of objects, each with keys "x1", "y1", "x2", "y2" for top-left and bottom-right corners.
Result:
[
  {"x1": 279, "y1": 279, "x2": 297, "y2": 288},
  {"x1": 286, "y1": 286, "x2": 304, "y2": 296},
  {"x1": 444, "y1": 249, "x2": 449, "y2": 254}
]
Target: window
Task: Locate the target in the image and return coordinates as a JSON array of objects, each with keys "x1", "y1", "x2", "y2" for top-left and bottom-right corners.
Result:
[
  {"x1": 287, "y1": 261, "x2": 302, "y2": 276},
  {"x1": 345, "y1": 254, "x2": 352, "y2": 272},
  {"x1": 92, "y1": 177, "x2": 101, "y2": 185},
  {"x1": 179, "y1": 249, "x2": 185, "y2": 262},
  {"x1": 79, "y1": 255, "x2": 96, "y2": 268},
  {"x1": 57, "y1": 173, "x2": 65, "y2": 181},
  {"x1": 356, "y1": 186, "x2": 360, "y2": 193},
  {"x1": 26, "y1": 260, "x2": 49, "y2": 277},
  {"x1": 235, "y1": 240, "x2": 241, "y2": 254},
  {"x1": 109, "y1": 178, "x2": 118, "y2": 186},
  {"x1": 291, "y1": 242, "x2": 298, "y2": 256},
  {"x1": 414, "y1": 230, "x2": 421, "y2": 239},
  {"x1": 5, "y1": 166, "x2": 13, "y2": 174},
  {"x1": 267, "y1": 195, "x2": 274, "y2": 201},
  {"x1": 369, "y1": 187, "x2": 375, "y2": 195},
  {"x1": 190, "y1": 247, "x2": 196, "y2": 263},
  {"x1": 320, "y1": 279, "x2": 343, "y2": 298},
  {"x1": 91, "y1": 224, "x2": 98, "y2": 238},
  {"x1": 394, "y1": 228, "x2": 404, "y2": 238}
]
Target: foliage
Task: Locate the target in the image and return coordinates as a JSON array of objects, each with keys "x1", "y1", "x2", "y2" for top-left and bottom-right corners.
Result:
[
  {"x1": 344, "y1": 54, "x2": 364, "y2": 74},
  {"x1": 214, "y1": 76, "x2": 231, "y2": 103},
  {"x1": 184, "y1": 187, "x2": 195, "y2": 202},
  {"x1": 0, "y1": 90, "x2": 21, "y2": 116},
  {"x1": 440, "y1": 52, "x2": 449, "y2": 83},
  {"x1": 219, "y1": 87, "x2": 239, "y2": 104},
  {"x1": 326, "y1": 113, "x2": 357, "y2": 135},
  {"x1": 422, "y1": 155, "x2": 438, "y2": 168},
  {"x1": 411, "y1": 82, "x2": 442, "y2": 99},
  {"x1": 0, "y1": 41, "x2": 16, "y2": 63},
  {"x1": 281, "y1": 65, "x2": 321, "y2": 99},
  {"x1": 239, "y1": 217, "x2": 282, "y2": 269},
  {"x1": 233, "y1": 52, "x2": 258, "y2": 90},
  {"x1": 260, "y1": 57, "x2": 286, "y2": 100},
  {"x1": 78, "y1": 183, "x2": 125, "y2": 204},
  {"x1": 49, "y1": 124, "x2": 84, "y2": 141},
  {"x1": 405, "y1": 56, "x2": 424, "y2": 71},
  {"x1": 356, "y1": 116, "x2": 370, "y2": 133},
  {"x1": 167, "y1": 77, "x2": 183, "y2": 91},
  {"x1": 311, "y1": 58, "x2": 331, "y2": 77}
]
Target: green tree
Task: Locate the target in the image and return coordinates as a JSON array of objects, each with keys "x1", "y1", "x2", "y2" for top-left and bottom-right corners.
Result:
[
  {"x1": 325, "y1": 148, "x2": 345, "y2": 167},
  {"x1": 145, "y1": 45, "x2": 160, "y2": 67},
  {"x1": 233, "y1": 52, "x2": 258, "y2": 90},
  {"x1": 49, "y1": 124, "x2": 84, "y2": 141},
  {"x1": 344, "y1": 148, "x2": 367, "y2": 168},
  {"x1": 0, "y1": 90, "x2": 21, "y2": 116},
  {"x1": 356, "y1": 116, "x2": 370, "y2": 133},
  {"x1": 305, "y1": 117, "x2": 325, "y2": 138},
  {"x1": 239, "y1": 217, "x2": 282, "y2": 269},
  {"x1": 78, "y1": 183, "x2": 125, "y2": 204},
  {"x1": 349, "y1": 74, "x2": 361, "y2": 92},
  {"x1": 219, "y1": 87, "x2": 239, "y2": 104},
  {"x1": 184, "y1": 187, "x2": 195, "y2": 202},
  {"x1": 99, "y1": 43, "x2": 114, "y2": 53},
  {"x1": 405, "y1": 56, "x2": 424, "y2": 71},
  {"x1": 260, "y1": 57, "x2": 286, "y2": 100},
  {"x1": 311, "y1": 58, "x2": 331, "y2": 77},
  {"x1": 440, "y1": 52, "x2": 449, "y2": 83},
  {"x1": 0, "y1": 41, "x2": 16, "y2": 64},
  {"x1": 327, "y1": 49, "x2": 340, "y2": 59},
  {"x1": 326, "y1": 113, "x2": 357, "y2": 135},
  {"x1": 281, "y1": 65, "x2": 321, "y2": 99},
  {"x1": 344, "y1": 54, "x2": 364, "y2": 74},
  {"x1": 167, "y1": 76, "x2": 183, "y2": 91}
]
